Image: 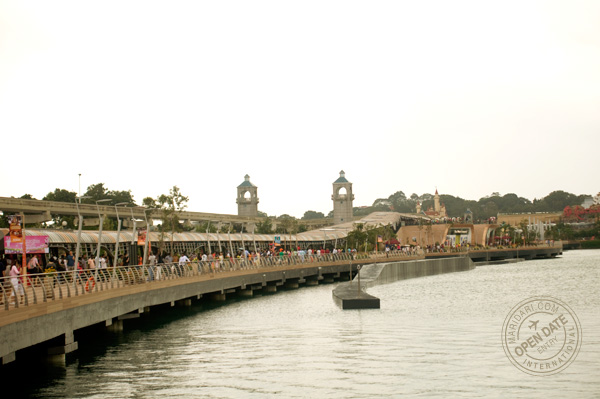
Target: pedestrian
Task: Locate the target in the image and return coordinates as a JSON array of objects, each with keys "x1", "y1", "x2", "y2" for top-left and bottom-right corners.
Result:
[
  {"x1": 148, "y1": 252, "x2": 156, "y2": 281},
  {"x1": 178, "y1": 253, "x2": 190, "y2": 276},
  {"x1": 10, "y1": 262, "x2": 24, "y2": 305},
  {"x1": 66, "y1": 251, "x2": 75, "y2": 271}
]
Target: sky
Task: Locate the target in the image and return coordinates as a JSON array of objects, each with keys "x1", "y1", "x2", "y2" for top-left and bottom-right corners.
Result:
[{"x1": 1, "y1": 0, "x2": 599, "y2": 218}]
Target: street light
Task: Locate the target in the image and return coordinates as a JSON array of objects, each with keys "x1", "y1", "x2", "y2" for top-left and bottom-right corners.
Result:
[
  {"x1": 240, "y1": 224, "x2": 246, "y2": 258},
  {"x1": 227, "y1": 222, "x2": 234, "y2": 259},
  {"x1": 95, "y1": 199, "x2": 112, "y2": 268},
  {"x1": 142, "y1": 208, "x2": 155, "y2": 266},
  {"x1": 114, "y1": 202, "x2": 130, "y2": 267},
  {"x1": 74, "y1": 196, "x2": 90, "y2": 284},
  {"x1": 206, "y1": 221, "x2": 212, "y2": 255}
]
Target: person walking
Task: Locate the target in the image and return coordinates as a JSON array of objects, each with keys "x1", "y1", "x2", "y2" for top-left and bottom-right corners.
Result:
[
  {"x1": 9, "y1": 262, "x2": 24, "y2": 305},
  {"x1": 178, "y1": 253, "x2": 190, "y2": 276},
  {"x1": 66, "y1": 251, "x2": 75, "y2": 271}
]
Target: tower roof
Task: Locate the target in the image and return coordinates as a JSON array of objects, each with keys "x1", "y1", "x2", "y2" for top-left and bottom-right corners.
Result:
[
  {"x1": 333, "y1": 170, "x2": 349, "y2": 184},
  {"x1": 237, "y1": 174, "x2": 256, "y2": 188}
]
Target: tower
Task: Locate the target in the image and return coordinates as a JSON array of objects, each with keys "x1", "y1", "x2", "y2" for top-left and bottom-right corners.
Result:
[
  {"x1": 237, "y1": 174, "x2": 259, "y2": 217},
  {"x1": 434, "y1": 188, "x2": 441, "y2": 213},
  {"x1": 331, "y1": 170, "x2": 354, "y2": 225}
]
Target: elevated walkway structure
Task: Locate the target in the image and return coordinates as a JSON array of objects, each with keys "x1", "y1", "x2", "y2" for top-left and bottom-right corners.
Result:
[{"x1": 0, "y1": 252, "x2": 418, "y2": 365}]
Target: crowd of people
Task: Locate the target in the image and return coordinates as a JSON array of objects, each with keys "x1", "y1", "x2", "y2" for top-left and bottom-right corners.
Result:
[{"x1": 1, "y1": 244, "x2": 422, "y2": 301}]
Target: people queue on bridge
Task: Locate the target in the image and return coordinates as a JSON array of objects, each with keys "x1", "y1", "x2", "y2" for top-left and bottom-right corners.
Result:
[{"x1": 0, "y1": 243, "x2": 420, "y2": 299}]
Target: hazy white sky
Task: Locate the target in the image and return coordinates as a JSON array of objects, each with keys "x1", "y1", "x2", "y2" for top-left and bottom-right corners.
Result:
[{"x1": 1, "y1": 0, "x2": 599, "y2": 217}]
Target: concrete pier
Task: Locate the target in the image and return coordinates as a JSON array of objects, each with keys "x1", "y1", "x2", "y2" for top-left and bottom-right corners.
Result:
[{"x1": 333, "y1": 257, "x2": 474, "y2": 309}]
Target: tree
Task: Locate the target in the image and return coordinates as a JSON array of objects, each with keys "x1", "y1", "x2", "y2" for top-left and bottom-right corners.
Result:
[
  {"x1": 44, "y1": 188, "x2": 77, "y2": 203},
  {"x1": 20, "y1": 194, "x2": 35, "y2": 199},
  {"x1": 41, "y1": 189, "x2": 78, "y2": 228},
  {"x1": 195, "y1": 221, "x2": 217, "y2": 233},
  {"x1": 302, "y1": 210, "x2": 325, "y2": 220},
  {"x1": 153, "y1": 186, "x2": 189, "y2": 256},
  {"x1": 256, "y1": 218, "x2": 273, "y2": 234},
  {"x1": 81, "y1": 183, "x2": 109, "y2": 204},
  {"x1": 346, "y1": 223, "x2": 368, "y2": 251},
  {"x1": 107, "y1": 189, "x2": 135, "y2": 206}
]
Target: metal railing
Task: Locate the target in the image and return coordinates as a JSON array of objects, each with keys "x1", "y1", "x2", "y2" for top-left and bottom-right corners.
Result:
[{"x1": 0, "y1": 251, "x2": 421, "y2": 311}]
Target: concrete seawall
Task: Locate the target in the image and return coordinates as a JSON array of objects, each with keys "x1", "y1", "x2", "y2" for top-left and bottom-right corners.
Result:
[
  {"x1": 0, "y1": 263, "x2": 354, "y2": 365},
  {"x1": 332, "y1": 257, "x2": 474, "y2": 309}
]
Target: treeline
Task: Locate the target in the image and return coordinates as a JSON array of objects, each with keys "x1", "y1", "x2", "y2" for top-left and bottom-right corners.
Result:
[
  {"x1": 2, "y1": 186, "x2": 592, "y2": 229},
  {"x1": 354, "y1": 190, "x2": 590, "y2": 222}
]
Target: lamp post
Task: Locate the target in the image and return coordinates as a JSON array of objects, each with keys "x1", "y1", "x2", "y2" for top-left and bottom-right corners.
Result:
[
  {"x1": 240, "y1": 224, "x2": 246, "y2": 258},
  {"x1": 129, "y1": 208, "x2": 137, "y2": 245},
  {"x1": 228, "y1": 222, "x2": 234, "y2": 259},
  {"x1": 142, "y1": 208, "x2": 155, "y2": 266},
  {"x1": 74, "y1": 195, "x2": 90, "y2": 283},
  {"x1": 113, "y1": 202, "x2": 130, "y2": 267},
  {"x1": 217, "y1": 222, "x2": 222, "y2": 255},
  {"x1": 95, "y1": 199, "x2": 112, "y2": 268},
  {"x1": 206, "y1": 221, "x2": 212, "y2": 255}
]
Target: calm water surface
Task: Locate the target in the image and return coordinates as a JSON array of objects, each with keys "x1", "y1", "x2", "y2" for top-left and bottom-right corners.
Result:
[{"x1": 15, "y1": 250, "x2": 600, "y2": 398}]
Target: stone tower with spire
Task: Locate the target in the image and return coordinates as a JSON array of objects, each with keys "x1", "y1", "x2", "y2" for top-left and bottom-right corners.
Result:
[
  {"x1": 237, "y1": 174, "x2": 259, "y2": 217},
  {"x1": 331, "y1": 170, "x2": 354, "y2": 225},
  {"x1": 434, "y1": 188, "x2": 441, "y2": 213}
]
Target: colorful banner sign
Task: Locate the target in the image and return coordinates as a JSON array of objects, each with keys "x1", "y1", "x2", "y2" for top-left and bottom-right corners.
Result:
[
  {"x1": 8, "y1": 215, "x2": 23, "y2": 243},
  {"x1": 4, "y1": 235, "x2": 49, "y2": 254},
  {"x1": 137, "y1": 227, "x2": 147, "y2": 246}
]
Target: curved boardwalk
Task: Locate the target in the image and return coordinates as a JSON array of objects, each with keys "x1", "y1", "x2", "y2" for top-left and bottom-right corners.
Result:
[{"x1": 0, "y1": 252, "x2": 420, "y2": 365}]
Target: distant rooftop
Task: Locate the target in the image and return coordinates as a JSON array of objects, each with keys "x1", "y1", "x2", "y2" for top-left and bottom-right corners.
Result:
[
  {"x1": 238, "y1": 174, "x2": 256, "y2": 188},
  {"x1": 334, "y1": 170, "x2": 349, "y2": 184}
]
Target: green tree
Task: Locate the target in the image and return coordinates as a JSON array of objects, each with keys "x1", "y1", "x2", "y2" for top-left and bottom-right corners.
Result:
[
  {"x1": 302, "y1": 210, "x2": 325, "y2": 220},
  {"x1": 346, "y1": 223, "x2": 368, "y2": 251},
  {"x1": 44, "y1": 188, "x2": 77, "y2": 203},
  {"x1": 152, "y1": 186, "x2": 189, "y2": 256},
  {"x1": 256, "y1": 218, "x2": 273, "y2": 234},
  {"x1": 81, "y1": 183, "x2": 109, "y2": 204},
  {"x1": 42, "y1": 189, "x2": 78, "y2": 228},
  {"x1": 195, "y1": 221, "x2": 217, "y2": 233}
]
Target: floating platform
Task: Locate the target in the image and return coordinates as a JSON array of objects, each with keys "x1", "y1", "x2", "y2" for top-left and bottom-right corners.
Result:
[{"x1": 332, "y1": 283, "x2": 380, "y2": 309}]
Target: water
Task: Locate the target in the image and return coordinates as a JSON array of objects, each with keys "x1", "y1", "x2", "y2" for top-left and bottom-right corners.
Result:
[{"x1": 11, "y1": 250, "x2": 600, "y2": 398}]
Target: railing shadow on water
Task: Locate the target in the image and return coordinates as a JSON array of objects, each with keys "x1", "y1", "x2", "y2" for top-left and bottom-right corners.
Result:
[{"x1": 0, "y1": 250, "x2": 424, "y2": 312}]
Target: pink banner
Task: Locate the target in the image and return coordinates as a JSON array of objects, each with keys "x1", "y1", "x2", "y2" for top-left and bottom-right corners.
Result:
[{"x1": 4, "y1": 235, "x2": 49, "y2": 254}]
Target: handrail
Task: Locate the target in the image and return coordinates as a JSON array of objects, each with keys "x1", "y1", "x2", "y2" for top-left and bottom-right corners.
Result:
[{"x1": 0, "y1": 251, "x2": 421, "y2": 311}]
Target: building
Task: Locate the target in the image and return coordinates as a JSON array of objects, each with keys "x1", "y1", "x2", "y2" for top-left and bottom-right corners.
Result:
[
  {"x1": 331, "y1": 170, "x2": 354, "y2": 225},
  {"x1": 236, "y1": 175, "x2": 259, "y2": 218},
  {"x1": 416, "y1": 189, "x2": 447, "y2": 219}
]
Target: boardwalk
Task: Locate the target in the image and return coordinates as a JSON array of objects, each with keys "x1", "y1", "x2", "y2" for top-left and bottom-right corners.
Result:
[
  {"x1": 0, "y1": 244, "x2": 561, "y2": 365},
  {"x1": 0, "y1": 252, "x2": 421, "y2": 327}
]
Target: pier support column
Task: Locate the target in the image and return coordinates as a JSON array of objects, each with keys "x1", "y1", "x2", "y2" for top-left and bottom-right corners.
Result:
[
  {"x1": 47, "y1": 331, "x2": 78, "y2": 363},
  {"x1": 238, "y1": 289, "x2": 253, "y2": 297},
  {"x1": 176, "y1": 299, "x2": 192, "y2": 306},
  {"x1": 285, "y1": 282, "x2": 299, "y2": 289},
  {"x1": 107, "y1": 319, "x2": 124, "y2": 332},
  {"x1": 211, "y1": 293, "x2": 226, "y2": 301},
  {"x1": 263, "y1": 285, "x2": 277, "y2": 293},
  {"x1": 305, "y1": 279, "x2": 319, "y2": 286},
  {"x1": 2, "y1": 352, "x2": 15, "y2": 365}
]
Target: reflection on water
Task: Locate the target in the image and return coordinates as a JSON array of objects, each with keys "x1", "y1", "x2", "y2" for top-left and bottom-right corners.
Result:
[{"x1": 12, "y1": 250, "x2": 600, "y2": 398}]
